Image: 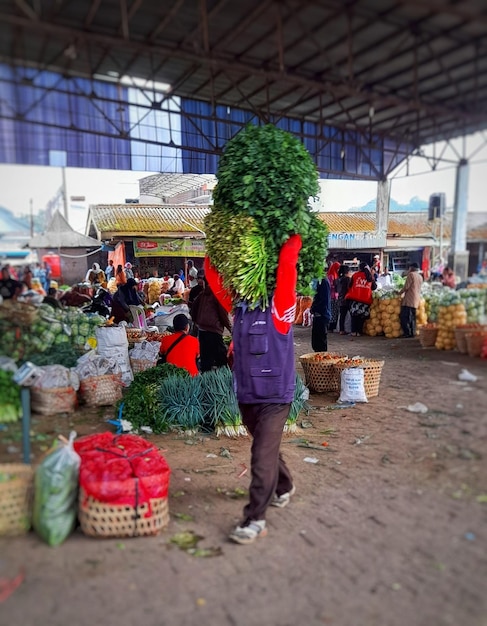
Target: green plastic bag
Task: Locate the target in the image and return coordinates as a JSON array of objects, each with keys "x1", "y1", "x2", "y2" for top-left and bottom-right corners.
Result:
[{"x1": 32, "y1": 432, "x2": 80, "y2": 546}]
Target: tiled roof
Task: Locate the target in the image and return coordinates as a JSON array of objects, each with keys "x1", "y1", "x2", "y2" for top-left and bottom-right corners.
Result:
[
  {"x1": 318, "y1": 211, "x2": 487, "y2": 241},
  {"x1": 89, "y1": 205, "x2": 210, "y2": 237}
]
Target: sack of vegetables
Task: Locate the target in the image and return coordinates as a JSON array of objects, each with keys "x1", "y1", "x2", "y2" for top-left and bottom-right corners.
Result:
[
  {"x1": 32, "y1": 432, "x2": 80, "y2": 546},
  {"x1": 205, "y1": 124, "x2": 328, "y2": 308}
]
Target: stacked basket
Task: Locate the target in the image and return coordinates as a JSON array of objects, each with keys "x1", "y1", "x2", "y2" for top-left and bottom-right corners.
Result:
[
  {"x1": 333, "y1": 358, "x2": 385, "y2": 399},
  {"x1": 454, "y1": 324, "x2": 487, "y2": 354},
  {"x1": 465, "y1": 329, "x2": 487, "y2": 358},
  {"x1": 418, "y1": 324, "x2": 439, "y2": 348},
  {"x1": 0, "y1": 464, "x2": 34, "y2": 536},
  {"x1": 299, "y1": 353, "x2": 348, "y2": 392}
]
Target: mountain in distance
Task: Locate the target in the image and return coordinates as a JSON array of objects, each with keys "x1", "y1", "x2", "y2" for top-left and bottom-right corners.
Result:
[{"x1": 348, "y1": 196, "x2": 428, "y2": 212}]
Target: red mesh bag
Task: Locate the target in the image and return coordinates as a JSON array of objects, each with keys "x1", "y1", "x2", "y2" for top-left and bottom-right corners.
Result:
[{"x1": 75, "y1": 433, "x2": 170, "y2": 507}]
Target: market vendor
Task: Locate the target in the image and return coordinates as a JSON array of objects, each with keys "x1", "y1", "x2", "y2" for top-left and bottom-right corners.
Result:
[
  {"x1": 159, "y1": 313, "x2": 200, "y2": 376},
  {"x1": 167, "y1": 274, "x2": 185, "y2": 296},
  {"x1": 85, "y1": 262, "x2": 106, "y2": 286},
  {"x1": 111, "y1": 277, "x2": 142, "y2": 323},
  {"x1": 0, "y1": 266, "x2": 23, "y2": 300},
  {"x1": 42, "y1": 286, "x2": 62, "y2": 309}
]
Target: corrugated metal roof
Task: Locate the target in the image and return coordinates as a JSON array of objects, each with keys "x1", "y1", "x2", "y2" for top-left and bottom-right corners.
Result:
[
  {"x1": 90, "y1": 205, "x2": 210, "y2": 237},
  {"x1": 140, "y1": 174, "x2": 216, "y2": 200}
]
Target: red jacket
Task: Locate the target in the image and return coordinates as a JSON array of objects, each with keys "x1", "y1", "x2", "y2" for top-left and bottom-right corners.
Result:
[{"x1": 345, "y1": 271, "x2": 373, "y2": 305}]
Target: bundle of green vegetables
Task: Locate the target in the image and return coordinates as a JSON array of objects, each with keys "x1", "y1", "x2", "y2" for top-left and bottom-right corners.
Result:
[
  {"x1": 285, "y1": 375, "x2": 310, "y2": 433},
  {"x1": 0, "y1": 369, "x2": 21, "y2": 423},
  {"x1": 156, "y1": 374, "x2": 203, "y2": 435},
  {"x1": 200, "y1": 367, "x2": 247, "y2": 437},
  {"x1": 116, "y1": 363, "x2": 189, "y2": 433},
  {"x1": 205, "y1": 124, "x2": 328, "y2": 308}
]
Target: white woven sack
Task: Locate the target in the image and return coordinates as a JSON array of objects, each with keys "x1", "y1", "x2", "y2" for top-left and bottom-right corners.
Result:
[
  {"x1": 338, "y1": 367, "x2": 367, "y2": 403},
  {"x1": 96, "y1": 326, "x2": 128, "y2": 352}
]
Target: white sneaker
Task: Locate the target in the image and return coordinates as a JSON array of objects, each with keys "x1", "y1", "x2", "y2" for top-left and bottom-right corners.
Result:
[
  {"x1": 271, "y1": 485, "x2": 296, "y2": 508},
  {"x1": 229, "y1": 520, "x2": 267, "y2": 545}
]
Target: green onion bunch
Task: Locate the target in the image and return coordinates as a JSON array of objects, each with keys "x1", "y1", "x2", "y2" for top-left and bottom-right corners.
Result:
[
  {"x1": 205, "y1": 124, "x2": 328, "y2": 308},
  {"x1": 200, "y1": 367, "x2": 247, "y2": 438},
  {"x1": 285, "y1": 375, "x2": 310, "y2": 433}
]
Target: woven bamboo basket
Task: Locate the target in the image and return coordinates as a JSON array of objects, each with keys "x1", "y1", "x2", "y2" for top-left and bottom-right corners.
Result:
[
  {"x1": 0, "y1": 301, "x2": 38, "y2": 325},
  {"x1": 334, "y1": 359, "x2": 385, "y2": 399},
  {"x1": 125, "y1": 328, "x2": 147, "y2": 343},
  {"x1": 79, "y1": 374, "x2": 123, "y2": 407},
  {"x1": 454, "y1": 325, "x2": 486, "y2": 354},
  {"x1": 78, "y1": 489, "x2": 169, "y2": 538},
  {"x1": 465, "y1": 331, "x2": 487, "y2": 358},
  {"x1": 299, "y1": 353, "x2": 348, "y2": 392},
  {"x1": 31, "y1": 386, "x2": 77, "y2": 415},
  {"x1": 418, "y1": 325, "x2": 439, "y2": 348},
  {"x1": 0, "y1": 464, "x2": 34, "y2": 536},
  {"x1": 130, "y1": 358, "x2": 157, "y2": 374}
]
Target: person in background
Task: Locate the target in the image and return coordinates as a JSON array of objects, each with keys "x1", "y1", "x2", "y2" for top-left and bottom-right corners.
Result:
[
  {"x1": 86, "y1": 262, "x2": 106, "y2": 286},
  {"x1": 159, "y1": 313, "x2": 200, "y2": 376},
  {"x1": 399, "y1": 262, "x2": 423, "y2": 338},
  {"x1": 326, "y1": 260, "x2": 341, "y2": 332},
  {"x1": 190, "y1": 275, "x2": 232, "y2": 372},
  {"x1": 178, "y1": 268, "x2": 185, "y2": 283},
  {"x1": 115, "y1": 264, "x2": 126, "y2": 286},
  {"x1": 124, "y1": 262, "x2": 134, "y2": 281},
  {"x1": 111, "y1": 277, "x2": 142, "y2": 324},
  {"x1": 187, "y1": 259, "x2": 198, "y2": 288},
  {"x1": 105, "y1": 259, "x2": 114, "y2": 281},
  {"x1": 377, "y1": 267, "x2": 392, "y2": 289},
  {"x1": 371, "y1": 254, "x2": 381, "y2": 280},
  {"x1": 310, "y1": 274, "x2": 331, "y2": 351},
  {"x1": 441, "y1": 266, "x2": 456, "y2": 289},
  {"x1": 345, "y1": 261, "x2": 375, "y2": 337},
  {"x1": 0, "y1": 266, "x2": 22, "y2": 300},
  {"x1": 42, "y1": 286, "x2": 62, "y2": 309},
  {"x1": 337, "y1": 264, "x2": 352, "y2": 334},
  {"x1": 204, "y1": 234, "x2": 301, "y2": 545},
  {"x1": 22, "y1": 266, "x2": 33, "y2": 290},
  {"x1": 168, "y1": 273, "x2": 185, "y2": 296},
  {"x1": 162, "y1": 271, "x2": 174, "y2": 289},
  {"x1": 188, "y1": 269, "x2": 206, "y2": 336}
]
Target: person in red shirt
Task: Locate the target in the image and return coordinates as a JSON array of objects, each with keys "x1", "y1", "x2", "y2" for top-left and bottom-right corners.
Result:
[{"x1": 159, "y1": 313, "x2": 200, "y2": 376}]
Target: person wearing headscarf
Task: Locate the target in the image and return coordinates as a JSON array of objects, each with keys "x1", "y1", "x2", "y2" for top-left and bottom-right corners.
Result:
[
  {"x1": 124, "y1": 262, "x2": 134, "y2": 281},
  {"x1": 85, "y1": 262, "x2": 106, "y2": 286},
  {"x1": 111, "y1": 277, "x2": 142, "y2": 324},
  {"x1": 310, "y1": 275, "x2": 332, "y2": 351},
  {"x1": 115, "y1": 264, "x2": 127, "y2": 286},
  {"x1": 327, "y1": 260, "x2": 341, "y2": 332},
  {"x1": 345, "y1": 261, "x2": 375, "y2": 336}
]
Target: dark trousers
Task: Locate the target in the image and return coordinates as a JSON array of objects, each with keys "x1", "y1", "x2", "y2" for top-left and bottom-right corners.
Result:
[
  {"x1": 400, "y1": 306, "x2": 417, "y2": 337},
  {"x1": 239, "y1": 403, "x2": 293, "y2": 523},
  {"x1": 311, "y1": 315, "x2": 328, "y2": 351},
  {"x1": 339, "y1": 303, "x2": 349, "y2": 332},
  {"x1": 198, "y1": 330, "x2": 228, "y2": 372},
  {"x1": 351, "y1": 314, "x2": 366, "y2": 335},
  {"x1": 328, "y1": 299, "x2": 339, "y2": 330}
]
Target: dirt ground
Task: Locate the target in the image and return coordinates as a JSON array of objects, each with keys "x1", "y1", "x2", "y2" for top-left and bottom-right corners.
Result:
[{"x1": 1, "y1": 326, "x2": 486, "y2": 626}]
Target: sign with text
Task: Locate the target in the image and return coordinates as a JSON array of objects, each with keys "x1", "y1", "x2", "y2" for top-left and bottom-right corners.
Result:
[{"x1": 133, "y1": 238, "x2": 205, "y2": 258}]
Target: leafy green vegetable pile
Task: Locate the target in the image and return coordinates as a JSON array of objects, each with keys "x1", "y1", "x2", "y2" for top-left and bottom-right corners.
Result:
[
  {"x1": 205, "y1": 124, "x2": 328, "y2": 307},
  {"x1": 119, "y1": 365, "x2": 308, "y2": 437},
  {"x1": 0, "y1": 369, "x2": 21, "y2": 423},
  {"x1": 117, "y1": 363, "x2": 190, "y2": 433}
]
